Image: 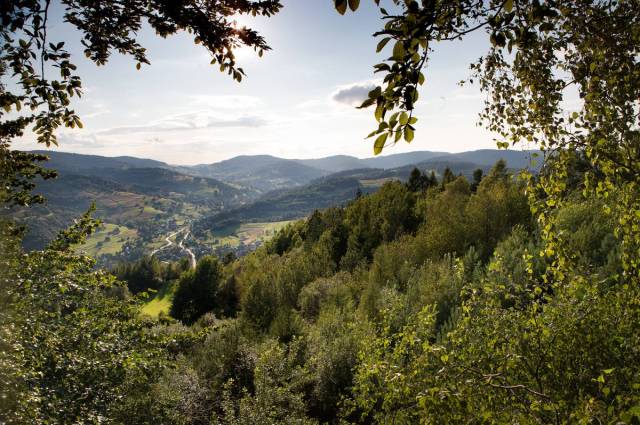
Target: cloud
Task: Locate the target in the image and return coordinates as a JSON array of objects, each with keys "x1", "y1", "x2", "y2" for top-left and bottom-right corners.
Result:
[
  {"x1": 331, "y1": 81, "x2": 378, "y2": 107},
  {"x1": 445, "y1": 86, "x2": 484, "y2": 102},
  {"x1": 188, "y1": 95, "x2": 263, "y2": 110},
  {"x1": 96, "y1": 110, "x2": 267, "y2": 136}
]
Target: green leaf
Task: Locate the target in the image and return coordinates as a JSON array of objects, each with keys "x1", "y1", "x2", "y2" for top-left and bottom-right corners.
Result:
[
  {"x1": 375, "y1": 105, "x2": 385, "y2": 122},
  {"x1": 393, "y1": 41, "x2": 405, "y2": 59},
  {"x1": 368, "y1": 86, "x2": 382, "y2": 99},
  {"x1": 359, "y1": 98, "x2": 376, "y2": 109},
  {"x1": 404, "y1": 127, "x2": 414, "y2": 143},
  {"x1": 376, "y1": 37, "x2": 392, "y2": 53},
  {"x1": 399, "y1": 112, "x2": 409, "y2": 125},
  {"x1": 374, "y1": 133, "x2": 388, "y2": 155},
  {"x1": 505, "y1": 0, "x2": 514, "y2": 12}
]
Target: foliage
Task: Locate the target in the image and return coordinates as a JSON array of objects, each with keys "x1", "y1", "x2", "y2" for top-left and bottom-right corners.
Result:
[
  {"x1": 338, "y1": 0, "x2": 640, "y2": 279},
  {"x1": 0, "y1": 213, "x2": 171, "y2": 424},
  {"x1": 3, "y1": 1, "x2": 640, "y2": 423},
  {"x1": 171, "y1": 256, "x2": 226, "y2": 324},
  {"x1": 113, "y1": 255, "x2": 163, "y2": 294}
]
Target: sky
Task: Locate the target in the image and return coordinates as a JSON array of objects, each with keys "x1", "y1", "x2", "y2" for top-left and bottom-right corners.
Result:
[{"x1": 13, "y1": 0, "x2": 501, "y2": 165}]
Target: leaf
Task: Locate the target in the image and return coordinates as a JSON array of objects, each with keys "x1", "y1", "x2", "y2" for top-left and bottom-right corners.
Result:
[
  {"x1": 335, "y1": 0, "x2": 348, "y2": 15},
  {"x1": 359, "y1": 98, "x2": 376, "y2": 109},
  {"x1": 404, "y1": 127, "x2": 414, "y2": 143},
  {"x1": 348, "y1": 0, "x2": 360, "y2": 11},
  {"x1": 374, "y1": 104, "x2": 385, "y2": 122},
  {"x1": 374, "y1": 133, "x2": 388, "y2": 155},
  {"x1": 368, "y1": 86, "x2": 382, "y2": 99},
  {"x1": 399, "y1": 112, "x2": 409, "y2": 125},
  {"x1": 393, "y1": 41, "x2": 405, "y2": 59},
  {"x1": 376, "y1": 37, "x2": 391, "y2": 53},
  {"x1": 505, "y1": 0, "x2": 514, "y2": 12}
]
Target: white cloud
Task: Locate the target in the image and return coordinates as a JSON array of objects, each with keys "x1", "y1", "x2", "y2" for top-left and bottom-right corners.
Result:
[
  {"x1": 330, "y1": 80, "x2": 379, "y2": 107},
  {"x1": 96, "y1": 113, "x2": 267, "y2": 136},
  {"x1": 187, "y1": 95, "x2": 263, "y2": 110}
]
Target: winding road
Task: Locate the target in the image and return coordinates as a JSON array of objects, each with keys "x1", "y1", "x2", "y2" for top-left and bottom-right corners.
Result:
[{"x1": 150, "y1": 227, "x2": 196, "y2": 270}]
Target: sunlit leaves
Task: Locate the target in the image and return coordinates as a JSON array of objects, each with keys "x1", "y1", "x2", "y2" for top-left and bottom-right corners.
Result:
[
  {"x1": 404, "y1": 126, "x2": 414, "y2": 143},
  {"x1": 392, "y1": 41, "x2": 405, "y2": 59},
  {"x1": 374, "y1": 133, "x2": 388, "y2": 154},
  {"x1": 339, "y1": 0, "x2": 640, "y2": 280}
]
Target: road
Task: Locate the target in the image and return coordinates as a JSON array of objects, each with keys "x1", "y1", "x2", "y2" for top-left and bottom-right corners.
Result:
[
  {"x1": 150, "y1": 227, "x2": 196, "y2": 269},
  {"x1": 178, "y1": 230, "x2": 197, "y2": 270}
]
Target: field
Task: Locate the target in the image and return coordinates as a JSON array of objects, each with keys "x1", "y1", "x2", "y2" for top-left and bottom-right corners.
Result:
[
  {"x1": 207, "y1": 221, "x2": 294, "y2": 249},
  {"x1": 359, "y1": 177, "x2": 396, "y2": 188},
  {"x1": 141, "y1": 282, "x2": 176, "y2": 317},
  {"x1": 76, "y1": 223, "x2": 138, "y2": 257}
]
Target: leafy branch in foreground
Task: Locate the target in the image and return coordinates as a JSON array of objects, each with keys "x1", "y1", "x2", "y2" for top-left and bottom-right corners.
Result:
[
  {"x1": 337, "y1": 0, "x2": 640, "y2": 277},
  {"x1": 0, "y1": 0, "x2": 282, "y2": 202}
]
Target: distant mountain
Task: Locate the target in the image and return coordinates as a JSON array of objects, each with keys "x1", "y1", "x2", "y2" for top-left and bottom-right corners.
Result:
[
  {"x1": 186, "y1": 155, "x2": 327, "y2": 192},
  {"x1": 427, "y1": 149, "x2": 542, "y2": 170},
  {"x1": 74, "y1": 167, "x2": 255, "y2": 205},
  {"x1": 193, "y1": 158, "x2": 501, "y2": 234},
  {"x1": 16, "y1": 148, "x2": 541, "y2": 262},
  {"x1": 32, "y1": 150, "x2": 171, "y2": 173},
  {"x1": 194, "y1": 175, "x2": 365, "y2": 234},
  {"x1": 361, "y1": 150, "x2": 448, "y2": 169},
  {"x1": 295, "y1": 151, "x2": 448, "y2": 173},
  {"x1": 296, "y1": 155, "x2": 367, "y2": 173},
  {"x1": 12, "y1": 153, "x2": 256, "y2": 254}
]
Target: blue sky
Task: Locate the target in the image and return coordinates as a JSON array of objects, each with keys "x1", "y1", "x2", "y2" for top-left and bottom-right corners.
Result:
[{"x1": 15, "y1": 0, "x2": 499, "y2": 165}]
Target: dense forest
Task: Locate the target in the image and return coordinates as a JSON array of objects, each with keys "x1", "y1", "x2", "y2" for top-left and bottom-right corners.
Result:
[
  {"x1": 2, "y1": 0, "x2": 640, "y2": 424},
  {"x1": 3, "y1": 159, "x2": 638, "y2": 423}
]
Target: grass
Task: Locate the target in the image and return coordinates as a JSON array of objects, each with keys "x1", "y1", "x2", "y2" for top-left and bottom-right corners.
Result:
[
  {"x1": 141, "y1": 281, "x2": 176, "y2": 318},
  {"x1": 206, "y1": 220, "x2": 294, "y2": 248},
  {"x1": 77, "y1": 223, "x2": 138, "y2": 257}
]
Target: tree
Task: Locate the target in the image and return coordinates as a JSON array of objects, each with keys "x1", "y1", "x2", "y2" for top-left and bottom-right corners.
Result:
[
  {"x1": 113, "y1": 255, "x2": 162, "y2": 294},
  {"x1": 406, "y1": 167, "x2": 434, "y2": 192},
  {"x1": 471, "y1": 168, "x2": 483, "y2": 192},
  {"x1": 339, "y1": 0, "x2": 640, "y2": 277},
  {"x1": 0, "y1": 210, "x2": 171, "y2": 423},
  {"x1": 440, "y1": 167, "x2": 455, "y2": 190},
  {"x1": 171, "y1": 255, "x2": 224, "y2": 324}
]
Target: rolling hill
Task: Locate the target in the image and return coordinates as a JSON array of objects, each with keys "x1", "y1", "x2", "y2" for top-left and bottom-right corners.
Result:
[
  {"x1": 13, "y1": 148, "x2": 542, "y2": 264},
  {"x1": 185, "y1": 155, "x2": 327, "y2": 192},
  {"x1": 192, "y1": 156, "x2": 515, "y2": 236}
]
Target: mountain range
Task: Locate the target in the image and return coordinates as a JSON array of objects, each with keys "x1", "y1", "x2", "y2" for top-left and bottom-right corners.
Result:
[{"x1": 16, "y1": 148, "x2": 542, "y2": 263}]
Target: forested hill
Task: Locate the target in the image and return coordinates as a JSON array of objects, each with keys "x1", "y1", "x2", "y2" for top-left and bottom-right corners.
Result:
[
  {"x1": 13, "y1": 149, "x2": 540, "y2": 265},
  {"x1": 32, "y1": 150, "x2": 172, "y2": 172},
  {"x1": 31, "y1": 148, "x2": 541, "y2": 191},
  {"x1": 103, "y1": 158, "x2": 630, "y2": 424},
  {"x1": 182, "y1": 155, "x2": 328, "y2": 193},
  {"x1": 192, "y1": 157, "x2": 505, "y2": 233}
]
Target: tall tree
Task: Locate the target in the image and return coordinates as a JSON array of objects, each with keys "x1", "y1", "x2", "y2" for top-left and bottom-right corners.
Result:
[{"x1": 171, "y1": 255, "x2": 224, "y2": 324}]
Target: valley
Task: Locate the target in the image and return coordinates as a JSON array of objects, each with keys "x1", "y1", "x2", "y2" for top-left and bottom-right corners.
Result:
[{"x1": 10, "y1": 149, "x2": 541, "y2": 267}]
